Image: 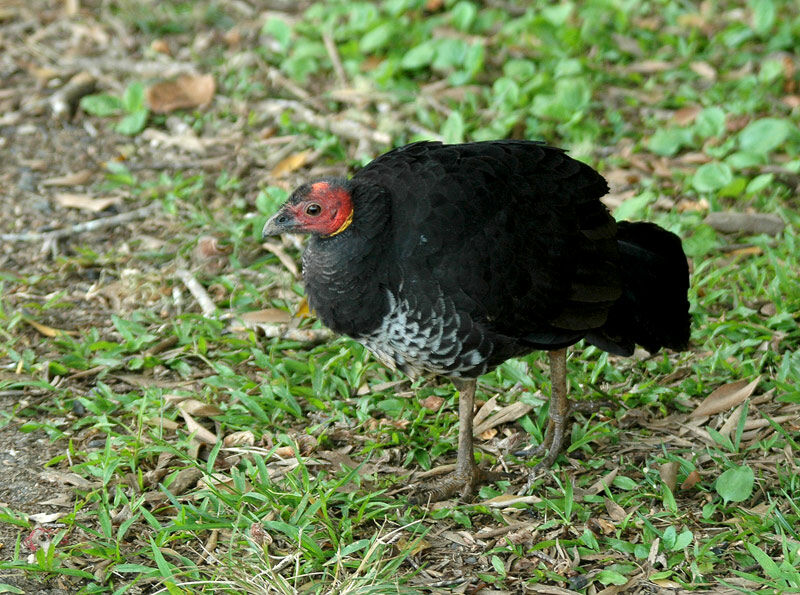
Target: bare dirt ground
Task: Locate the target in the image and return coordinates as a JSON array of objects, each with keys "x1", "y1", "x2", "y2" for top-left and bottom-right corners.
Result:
[{"x1": 0, "y1": 394, "x2": 66, "y2": 592}]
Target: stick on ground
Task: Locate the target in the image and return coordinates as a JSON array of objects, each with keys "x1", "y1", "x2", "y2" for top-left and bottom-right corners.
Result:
[{"x1": 0, "y1": 205, "x2": 158, "y2": 242}]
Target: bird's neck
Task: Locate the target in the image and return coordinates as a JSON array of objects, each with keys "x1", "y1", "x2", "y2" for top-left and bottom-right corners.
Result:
[{"x1": 301, "y1": 187, "x2": 391, "y2": 337}]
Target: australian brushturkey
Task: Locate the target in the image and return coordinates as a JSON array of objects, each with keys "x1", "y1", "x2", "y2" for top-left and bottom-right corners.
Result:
[{"x1": 263, "y1": 140, "x2": 690, "y2": 501}]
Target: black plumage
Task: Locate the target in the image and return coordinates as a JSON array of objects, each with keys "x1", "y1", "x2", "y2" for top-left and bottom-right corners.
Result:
[{"x1": 263, "y1": 140, "x2": 690, "y2": 500}]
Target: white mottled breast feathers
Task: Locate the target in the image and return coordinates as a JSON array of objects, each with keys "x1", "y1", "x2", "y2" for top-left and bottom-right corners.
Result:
[{"x1": 360, "y1": 286, "x2": 488, "y2": 378}]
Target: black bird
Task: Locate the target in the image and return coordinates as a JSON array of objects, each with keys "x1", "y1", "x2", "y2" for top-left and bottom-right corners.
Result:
[{"x1": 263, "y1": 140, "x2": 690, "y2": 501}]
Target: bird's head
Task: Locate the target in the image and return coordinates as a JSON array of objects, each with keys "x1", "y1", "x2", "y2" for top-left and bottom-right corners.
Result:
[{"x1": 262, "y1": 178, "x2": 353, "y2": 239}]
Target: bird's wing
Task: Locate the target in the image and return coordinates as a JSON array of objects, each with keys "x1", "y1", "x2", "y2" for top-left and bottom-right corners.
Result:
[{"x1": 352, "y1": 141, "x2": 622, "y2": 343}]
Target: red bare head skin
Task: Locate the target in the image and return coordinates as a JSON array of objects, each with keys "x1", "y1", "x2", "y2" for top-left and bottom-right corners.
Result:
[{"x1": 263, "y1": 179, "x2": 354, "y2": 238}]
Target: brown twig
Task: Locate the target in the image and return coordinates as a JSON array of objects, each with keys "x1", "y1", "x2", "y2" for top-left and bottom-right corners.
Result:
[
  {"x1": 258, "y1": 99, "x2": 391, "y2": 146},
  {"x1": 323, "y1": 32, "x2": 347, "y2": 88},
  {"x1": 263, "y1": 66, "x2": 327, "y2": 111},
  {"x1": 0, "y1": 205, "x2": 159, "y2": 242},
  {"x1": 49, "y1": 71, "x2": 97, "y2": 120},
  {"x1": 145, "y1": 335, "x2": 180, "y2": 356},
  {"x1": 176, "y1": 269, "x2": 217, "y2": 318},
  {"x1": 262, "y1": 240, "x2": 300, "y2": 278},
  {"x1": 257, "y1": 325, "x2": 333, "y2": 343},
  {"x1": 68, "y1": 365, "x2": 108, "y2": 380},
  {"x1": 717, "y1": 241, "x2": 778, "y2": 253},
  {"x1": 474, "y1": 521, "x2": 534, "y2": 540}
]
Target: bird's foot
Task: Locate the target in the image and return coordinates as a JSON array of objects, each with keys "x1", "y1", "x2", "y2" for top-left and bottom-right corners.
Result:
[
  {"x1": 514, "y1": 429, "x2": 554, "y2": 460},
  {"x1": 516, "y1": 443, "x2": 564, "y2": 495},
  {"x1": 514, "y1": 407, "x2": 568, "y2": 458},
  {"x1": 515, "y1": 408, "x2": 571, "y2": 494},
  {"x1": 410, "y1": 465, "x2": 502, "y2": 504}
]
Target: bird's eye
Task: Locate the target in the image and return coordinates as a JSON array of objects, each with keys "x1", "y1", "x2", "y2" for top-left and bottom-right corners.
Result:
[{"x1": 305, "y1": 203, "x2": 322, "y2": 216}]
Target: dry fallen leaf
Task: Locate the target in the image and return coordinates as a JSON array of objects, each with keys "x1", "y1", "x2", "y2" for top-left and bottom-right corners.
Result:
[
  {"x1": 28, "y1": 512, "x2": 66, "y2": 524},
  {"x1": 239, "y1": 309, "x2": 293, "y2": 324},
  {"x1": 718, "y1": 401, "x2": 748, "y2": 439},
  {"x1": 55, "y1": 193, "x2": 119, "y2": 212},
  {"x1": 420, "y1": 394, "x2": 445, "y2": 412},
  {"x1": 604, "y1": 168, "x2": 640, "y2": 189},
  {"x1": 41, "y1": 169, "x2": 93, "y2": 186},
  {"x1": 648, "y1": 537, "x2": 661, "y2": 565},
  {"x1": 691, "y1": 377, "x2": 761, "y2": 418},
  {"x1": 677, "y1": 151, "x2": 712, "y2": 165},
  {"x1": 677, "y1": 197, "x2": 710, "y2": 213},
  {"x1": 482, "y1": 493, "x2": 542, "y2": 506},
  {"x1": 271, "y1": 150, "x2": 312, "y2": 178},
  {"x1": 473, "y1": 400, "x2": 533, "y2": 437},
  {"x1": 690, "y1": 60, "x2": 717, "y2": 80},
  {"x1": 659, "y1": 461, "x2": 679, "y2": 493},
  {"x1": 145, "y1": 417, "x2": 180, "y2": 431},
  {"x1": 197, "y1": 475, "x2": 249, "y2": 494},
  {"x1": 726, "y1": 114, "x2": 751, "y2": 133},
  {"x1": 588, "y1": 517, "x2": 616, "y2": 535},
  {"x1": 478, "y1": 427, "x2": 498, "y2": 440},
  {"x1": 627, "y1": 60, "x2": 673, "y2": 73},
  {"x1": 396, "y1": 536, "x2": 431, "y2": 556},
  {"x1": 150, "y1": 39, "x2": 171, "y2": 55},
  {"x1": 602, "y1": 188, "x2": 637, "y2": 210},
  {"x1": 180, "y1": 410, "x2": 218, "y2": 444},
  {"x1": 179, "y1": 399, "x2": 223, "y2": 417},
  {"x1": 194, "y1": 236, "x2": 232, "y2": 259},
  {"x1": 673, "y1": 105, "x2": 701, "y2": 126},
  {"x1": 605, "y1": 497, "x2": 627, "y2": 522},
  {"x1": 224, "y1": 430, "x2": 255, "y2": 447},
  {"x1": 587, "y1": 468, "x2": 619, "y2": 495},
  {"x1": 262, "y1": 240, "x2": 300, "y2": 278},
  {"x1": 727, "y1": 246, "x2": 763, "y2": 257},
  {"x1": 704, "y1": 212, "x2": 785, "y2": 236},
  {"x1": 147, "y1": 74, "x2": 215, "y2": 113},
  {"x1": 274, "y1": 445, "x2": 295, "y2": 458},
  {"x1": 24, "y1": 318, "x2": 76, "y2": 337},
  {"x1": 42, "y1": 470, "x2": 94, "y2": 489},
  {"x1": 652, "y1": 579, "x2": 684, "y2": 589},
  {"x1": 294, "y1": 433, "x2": 318, "y2": 455},
  {"x1": 379, "y1": 418, "x2": 410, "y2": 430},
  {"x1": 318, "y1": 449, "x2": 359, "y2": 470},
  {"x1": 163, "y1": 393, "x2": 192, "y2": 405},
  {"x1": 676, "y1": 13, "x2": 710, "y2": 30},
  {"x1": 224, "y1": 27, "x2": 241, "y2": 47},
  {"x1": 473, "y1": 395, "x2": 499, "y2": 428},
  {"x1": 782, "y1": 95, "x2": 800, "y2": 109},
  {"x1": 758, "y1": 302, "x2": 777, "y2": 317},
  {"x1": 681, "y1": 470, "x2": 702, "y2": 490}
]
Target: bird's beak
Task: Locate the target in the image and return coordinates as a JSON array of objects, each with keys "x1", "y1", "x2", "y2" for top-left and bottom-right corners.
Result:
[{"x1": 262, "y1": 207, "x2": 295, "y2": 239}]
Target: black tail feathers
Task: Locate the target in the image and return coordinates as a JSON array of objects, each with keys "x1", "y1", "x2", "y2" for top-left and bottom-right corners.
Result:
[{"x1": 586, "y1": 221, "x2": 690, "y2": 356}]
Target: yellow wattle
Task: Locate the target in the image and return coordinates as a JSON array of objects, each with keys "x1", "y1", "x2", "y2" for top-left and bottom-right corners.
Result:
[{"x1": 323, "y1": 209, "x2": 353, "y2": 238}]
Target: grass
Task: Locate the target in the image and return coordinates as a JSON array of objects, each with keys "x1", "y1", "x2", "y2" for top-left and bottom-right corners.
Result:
[{"x1": 1, "y1": 0, "x2": 799, "y2": 592}]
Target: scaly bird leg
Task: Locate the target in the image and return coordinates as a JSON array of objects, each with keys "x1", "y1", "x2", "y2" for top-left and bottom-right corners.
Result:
[
  {"x1": 412, "y1": 378, "x2": 499, "y2": 503},
  {"x1": 517, "y1": 348, "x2": 570, "y2": 493}
]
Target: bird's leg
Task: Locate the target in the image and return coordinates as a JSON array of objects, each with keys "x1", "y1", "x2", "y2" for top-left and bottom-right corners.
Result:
[
  {"x1": 453, "y1": 377, "x2": 479, "y2": 480},
  {"x1": 536, "y1": 347, "x2": 570, "y2": 468},
  {"x1": 412, "y1": 378, "x2": 497, "y2": 503},
  {"x1": 518, "y1": 348, "x2": 570, "y2": 492}
]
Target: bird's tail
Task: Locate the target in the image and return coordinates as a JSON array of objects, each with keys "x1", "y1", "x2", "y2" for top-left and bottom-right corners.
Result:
[{"x1": 586, "y1": 221, "x2": 690, "y2": 356}]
